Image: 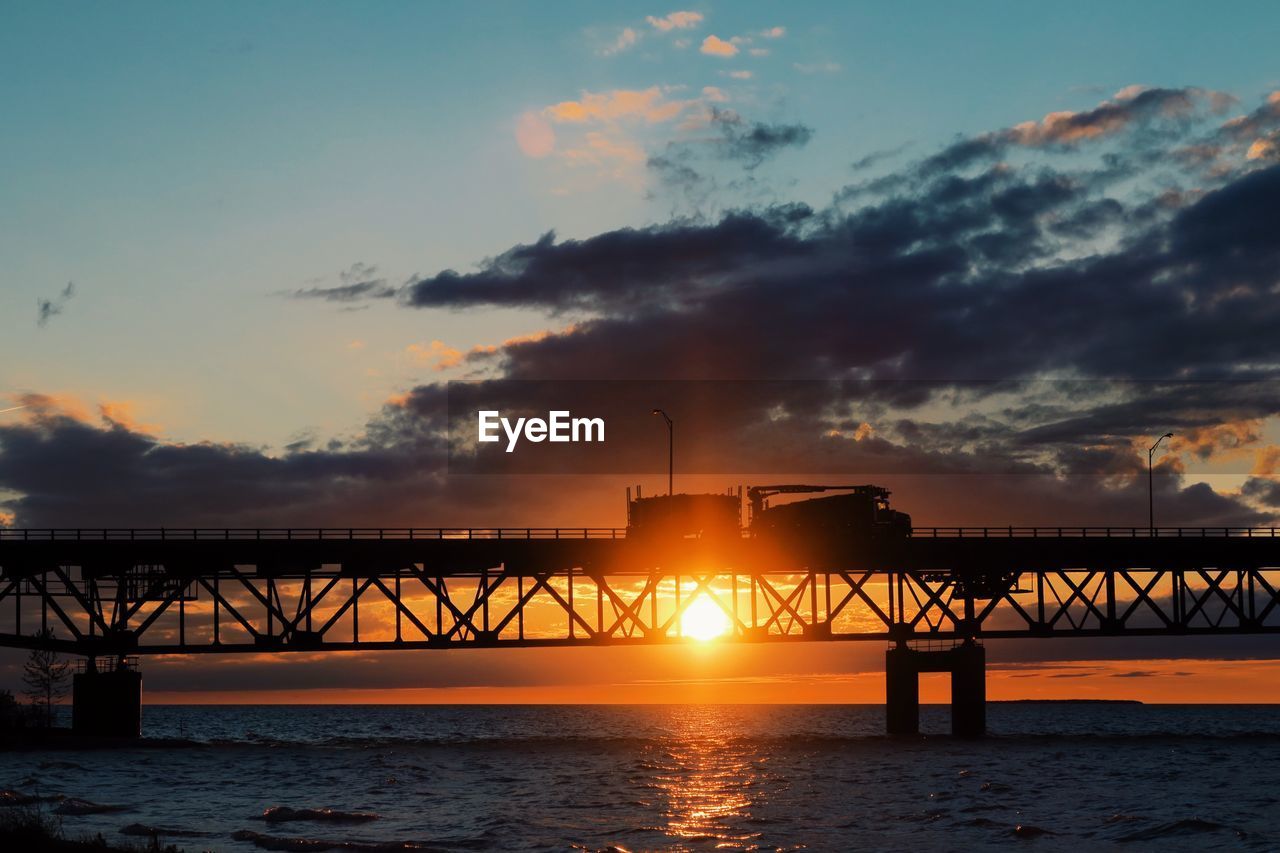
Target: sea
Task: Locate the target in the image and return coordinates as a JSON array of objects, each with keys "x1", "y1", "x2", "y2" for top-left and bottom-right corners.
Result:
[{"x1": 3, "y1": 704, "x2": 1279, "y2": 852}]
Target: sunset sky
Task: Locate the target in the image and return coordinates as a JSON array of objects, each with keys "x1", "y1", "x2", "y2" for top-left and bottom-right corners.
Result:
[{"x1": 4, "y1": 2, "x2": 1280, "y2": 703}]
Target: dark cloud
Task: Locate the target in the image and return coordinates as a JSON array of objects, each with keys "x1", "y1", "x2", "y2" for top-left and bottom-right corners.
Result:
[
  {"x1": 709, "y1": 107, "x2": 814, "y2": 169},
  {"x1": 1242, "y1": 477, "x2": 1280, "y2": 508},
  {"x1": 642, "y1": 108, "x2": 814, "y2": 212},
  {"x1": 404, "y1": 206, "x2": 814, "y2": 314},
  {"x1": 850, "y1": 144, "x2": 911, "y2": 172},
  {"x1": 921, "y1": 86, "x2": 1229, "y2": 176},
  {"x1": 401, "y1": 155, "x2": 1280, "y2": 396},
  {"x1": 36, "y1": 281, "x2": 75, "y2": 327},
  {"x1": 5, "y1": 86, "x2": 1280, "y2": 534},
  {"x1": 288, "y1": 262, "x2": 397, "y2": 302}
]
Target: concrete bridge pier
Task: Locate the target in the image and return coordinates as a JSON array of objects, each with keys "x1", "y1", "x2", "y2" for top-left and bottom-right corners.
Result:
[
  {"x1": 72, "y1": 659, "x2": 142, "y2": 738},
  {"x1": 885, "y1": 640, "x2": 985, "y2": 737}
]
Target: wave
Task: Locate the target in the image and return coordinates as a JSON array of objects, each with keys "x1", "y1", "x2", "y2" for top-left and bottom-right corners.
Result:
[
  {"x1": 176, "y1": 730, "x2": 1280, "y2": 754},
  {"x1": 1115, "y1": 817, "x2": 1240, "y2": 842},
  {"x1": 232, "y1": 829, "x2": 441, "y2": 852},
  {"x1": 54, "y1": 797, "x2": 129, "y2": 815},
  {"x1": 120, "y1": 822, "x2": 219, "y2": 838},
  {"x1": 259, "y1": 806, "x2": 380, "y2": 824},
  {"x1": 0, "y1": 789, "x2": 62, "y2": 806},
  {"x1": 1012, "y1": 823, "x2": 1057, "y2": 838}
]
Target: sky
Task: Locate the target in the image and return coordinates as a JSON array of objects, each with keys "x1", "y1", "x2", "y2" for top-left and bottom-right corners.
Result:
[{"x1": 3, "y1": 2, "x2": 1280, "y2": 702}]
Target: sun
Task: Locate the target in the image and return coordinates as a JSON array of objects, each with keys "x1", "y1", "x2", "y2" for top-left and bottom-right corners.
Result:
[{"x1": 680, "y1": 595, "x2": 732, "y2": 641}]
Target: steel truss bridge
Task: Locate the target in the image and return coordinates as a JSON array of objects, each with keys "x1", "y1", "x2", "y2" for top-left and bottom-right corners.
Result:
[
  {"x1": 5, "y1": 525, "x2": 1280, "y2": 736},
  {"x1": 1, "y1": 526, "x2": 1279, "y2": 656}
]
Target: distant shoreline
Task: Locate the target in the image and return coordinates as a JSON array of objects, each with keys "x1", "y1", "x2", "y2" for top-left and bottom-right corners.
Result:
[{"x1": 992, "y1": 699, "x2": 1143, "y2": 705}]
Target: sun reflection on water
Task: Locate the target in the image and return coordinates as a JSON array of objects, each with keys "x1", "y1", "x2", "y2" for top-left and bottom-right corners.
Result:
[{"x1": 644, "y1": 706, "x2": 777, "y2": 849}]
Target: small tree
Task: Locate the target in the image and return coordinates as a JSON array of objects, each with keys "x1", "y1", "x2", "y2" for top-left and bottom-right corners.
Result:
[{"x1": 23, "y1": 629, "x2": 70, "y2": 727}]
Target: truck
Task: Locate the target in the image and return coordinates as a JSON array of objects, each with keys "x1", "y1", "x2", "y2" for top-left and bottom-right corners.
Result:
[
  {"x1": 747, "y1": 484, "x2": 912, "y2": 542},
  {"x1": 625, "y1": 489, "x2": 742, "y2": 547}
]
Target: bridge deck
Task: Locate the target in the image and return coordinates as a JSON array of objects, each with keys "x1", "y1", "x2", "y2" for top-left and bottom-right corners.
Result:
[{"x1": 2, "y1": 526, "x2": 1280, "y2": 656}]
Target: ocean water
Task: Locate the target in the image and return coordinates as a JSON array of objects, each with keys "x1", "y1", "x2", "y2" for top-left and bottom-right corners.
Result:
[{"x1": 3, "y1": 704, "x2": 1280, "y2": 852}]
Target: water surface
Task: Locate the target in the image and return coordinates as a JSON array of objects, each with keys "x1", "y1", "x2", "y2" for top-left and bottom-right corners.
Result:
[{"x1": 3, "y1": 704, "x2": 1277, "y2": 851}]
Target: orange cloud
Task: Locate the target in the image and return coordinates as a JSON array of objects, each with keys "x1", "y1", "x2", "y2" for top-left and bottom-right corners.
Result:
[
  {"x1": 384, "y1": 391, "x2": 412, "y2": 409},
  {"x1": 544, "y1": 87, "x2": 695, "y2": 125},
  {"x1": 760, "y1": 26, "x2": 786, "y2": 38},
  {"x1": 466, "y1": 325, "x2": 580, "y2": 362},
  {"x1": 514, "y1": 110, "x2": 556, "y2": 158},
  {"x1": 1252, "y1": 445, "x2": 1280, "y2": 477},
  {"x1": 1170, "y1": 419, "x2": 1264, "y2": 461},
  {"x1": 1010, "y1": 110, "x2": 1120, "y2": 144},
  {"x1": 1008, "y1": 86, "x2": 1218, "y2": 147},
  {"x1": 406, "y1": 340, "x2": 464, "y2": 372},
  {"x1": 1246, "y1": 137, "x2": 1276, "y2": 161},
  {"x1": 700, "y1": 35, "x2": 739, "y2": 57},
  {"x1": 569, "y1": 131, "x2": 645, "y2": 163},
  {"x1": 9, "y1": 392, "x2": 93, "y2": 423},
  {"x1": 647, "y1": 11, "x2": 703, "y2": 32},
  {"x1": 6, "y1": 392, "x2": 160, "y2": 435},
  {"x1": 98, "y1": 400, "x2": 162, "y2": 435}
]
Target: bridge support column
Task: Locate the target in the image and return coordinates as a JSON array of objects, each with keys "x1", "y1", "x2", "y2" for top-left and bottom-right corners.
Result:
[
  {"x1": 886, "y1": 645, "x2": 920, "y2": 735},
  {"x1": 950, "y1": 641, "x2": 985, "y2": 738},
  {"x1": 72, "y1": 661, "x2": 141, "y2": 738},
  {"x1": 883, "y1": 641, "x2": 986, "y2": 737}
]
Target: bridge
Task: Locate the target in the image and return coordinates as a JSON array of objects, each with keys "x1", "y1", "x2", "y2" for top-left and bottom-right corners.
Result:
[{"x1": 3, "y1": 524, "x2": 1280, "y2": 737}]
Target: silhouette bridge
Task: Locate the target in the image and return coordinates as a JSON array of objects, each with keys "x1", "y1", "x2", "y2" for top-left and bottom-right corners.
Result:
[{"x1": 3, "y1": 524, "x2": 1280, "y2": 736}]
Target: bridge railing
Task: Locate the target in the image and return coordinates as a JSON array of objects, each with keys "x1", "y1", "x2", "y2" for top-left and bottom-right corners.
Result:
[
  {"x1": 1, "y1": 526, "x2": 1278, "y2": 542},
  {"x1": 908, "y1": 526, "x2": 1280, "y2": 538},
  {"x1": 0, "y1": 527, "x2": 629, "y2": 541}
]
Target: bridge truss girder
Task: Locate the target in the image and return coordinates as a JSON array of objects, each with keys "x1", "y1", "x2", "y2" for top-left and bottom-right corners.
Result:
[{"x1": 1, "y1": 564, "x2": 1278, "y2": 656}]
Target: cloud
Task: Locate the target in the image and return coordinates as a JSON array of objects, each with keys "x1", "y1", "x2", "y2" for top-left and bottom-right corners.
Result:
[
  {"x1": 850, "y1": 144, "x2": 910, "y2": 172},
  {"x1": 289, "y1": 263, "x2": 396, "y2": 303},
  {"x1": 760, "y1": 26, "x2": 786, "y2": 38},
  {"x1": 36, "y1": 281, "x2": 75, "y2": 327},
  {"x1": 793, "y1": 61, "x2": 841, "y2": 74},
  {"x1": 406, "y1": 340, "x2": 464, "y2": 372},
  {"x1": 642, "y1": 108, "x2": 814, "y2": 206},
  {"x1": 923, "y1": 86, "x2": 1233, "y2": 175},
  {"x1": 515, "y1": 110, "x2": 556, "y2": 157},
  {"x1": 1247, "y1": 138, "x2": 1275, "y2": 160},
  {"x1": 1006, "y1": 85, "x2": 1218, "y2": 146},
  {"x1": 646, "y1": 11, "x2": 703, "y2": 32},
  {"x1": 598, "y1": 26, "x2": 640, "y2": 56},
  {"x1": 725, "y1": 70, "x2": 752, "y2": 80},
  {"x1": 1252, "y1": 445, "x2": 1280, "y2": 477},
  {"x1": 544, "y1": 87, "x2": 696, "y2": 125},
  {"x1": 530, "y1": 86, "x2": 735, "y2": 191},
  {"x1": 8, "y1": 84, "x2": 1280, "y2": 539},
  {"x1": 383, "y1": 89, "x2": 1280, "y2": 523},
  {"x1": 708, "y1": 108, "x2": 813, "y2": 168},
  {"x1": 701, "y1": 35, "x2": 739, "y2": 57},
  {"x1": 1242, "y1": 477, "x2": 1280, "y2": 507}
]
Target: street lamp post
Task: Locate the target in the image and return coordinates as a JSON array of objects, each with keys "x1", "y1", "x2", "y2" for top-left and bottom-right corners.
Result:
[
  {"x1": 1148, "y1": 432, "x2": 1173, "y2": 534},
  {"x1": 651, "y1": 409, "x2": 673, "y2": 496}
]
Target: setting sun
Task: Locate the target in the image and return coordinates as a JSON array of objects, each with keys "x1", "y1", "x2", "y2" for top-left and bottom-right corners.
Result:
[{"x1": 680, "y1": 595, "x2": 732, "y2": 641}]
